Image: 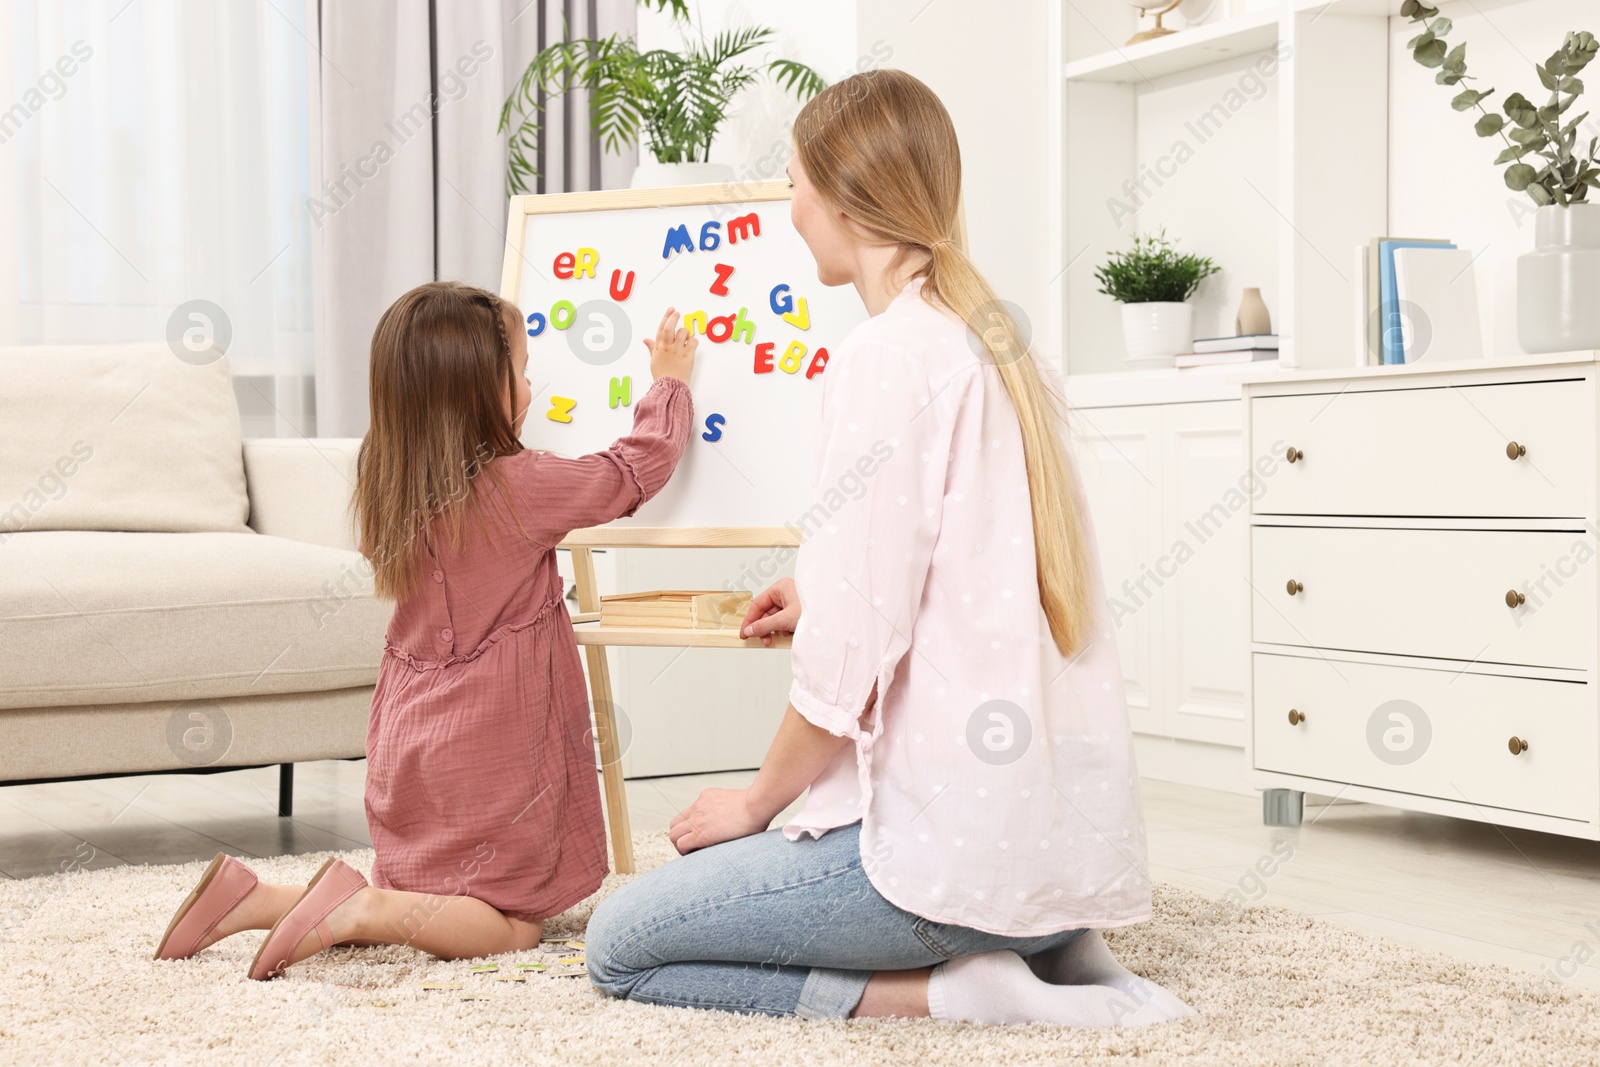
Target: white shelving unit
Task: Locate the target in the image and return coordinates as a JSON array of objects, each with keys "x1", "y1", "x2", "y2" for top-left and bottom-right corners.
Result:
[{"x1": 1048, "y1": 0, "x2": 1404, "y2": 378}]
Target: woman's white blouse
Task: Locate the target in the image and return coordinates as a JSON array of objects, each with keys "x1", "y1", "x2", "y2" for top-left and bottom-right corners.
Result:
[{"x1": 782, "y1": 276, "x2": 1151, "y2": 936}]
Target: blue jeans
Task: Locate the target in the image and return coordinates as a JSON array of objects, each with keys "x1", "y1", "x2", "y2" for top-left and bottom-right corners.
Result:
[{"x1": 586, "y1": 822, "x2": 1086, "y2": 1018}]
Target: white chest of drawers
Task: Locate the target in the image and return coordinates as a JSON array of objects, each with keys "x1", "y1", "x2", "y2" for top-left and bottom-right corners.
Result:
[{"x1": 1242, "y1": 356, "x2": 1600, "y2": 840}]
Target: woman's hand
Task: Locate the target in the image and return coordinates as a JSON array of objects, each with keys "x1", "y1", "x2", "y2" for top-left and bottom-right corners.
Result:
[
  {"x1": 642, "y1": 306, "x2": 697, "y2": 384},
  {"x1": 668, "y1": 787, "x2": 771, "y2": 855},
  {"x1": 740, "y1": 577, "x2": 801, "y2": 647}
]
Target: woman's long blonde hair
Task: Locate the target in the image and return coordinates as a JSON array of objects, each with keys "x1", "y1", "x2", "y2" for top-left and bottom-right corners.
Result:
[
  {"x1": 793, "y1": 69, "x2": 1094, "y2": 658},
  {"x1": 355, "y1": 281, "x2": 526, "y2": 601}
]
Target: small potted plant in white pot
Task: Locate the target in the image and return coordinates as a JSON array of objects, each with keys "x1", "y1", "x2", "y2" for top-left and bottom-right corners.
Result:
[
  {"x1": 1402, "y1": 6, "x2": 1599, "y2": 353},
  {"x1": 499, "y1": 0, "x2": 825, "y2": 193},
  {"x1": 1094, "y1": 228, "x2": 1219, "y2": 365}
]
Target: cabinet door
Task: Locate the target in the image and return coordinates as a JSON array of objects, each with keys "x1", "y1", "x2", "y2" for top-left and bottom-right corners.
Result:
[
  {"x1": 1161, "y1": 401, "x2": 1248, "y2": 747},
  {"x1": 1070, "y1": 405, "x2": 1163, "y2": 735}
]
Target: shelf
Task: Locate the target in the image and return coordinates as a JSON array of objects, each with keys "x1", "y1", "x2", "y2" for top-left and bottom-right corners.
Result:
[
  {"x1": 1063, "y1": 9, "x2": 1279, "y2": 84},
  {"x1": 571, "y1": 621, "x2": 790, "y2": 649}
]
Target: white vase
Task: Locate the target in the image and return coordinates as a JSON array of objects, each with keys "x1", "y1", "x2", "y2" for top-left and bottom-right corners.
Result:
[
  {"x1": 629, "y1": 161, "x2": 736, "y2": 190},
  {"x1": 1120, "y1": 301, "x2": 1193, "y2": 365},
  {"x1": 1518, "y1": 202, "x2": 1600, "y2": 354}
]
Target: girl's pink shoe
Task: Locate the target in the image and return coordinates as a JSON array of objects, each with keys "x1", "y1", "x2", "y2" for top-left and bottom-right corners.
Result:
[
  {"x1": 248, "y1": 857, "x2": 367, "y2": 980},
  {"x1": 154, "y1": 852, "x2": 258, "y2": 961}
]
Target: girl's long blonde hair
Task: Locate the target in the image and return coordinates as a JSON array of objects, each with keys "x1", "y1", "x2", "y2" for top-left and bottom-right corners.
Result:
[
  {"x1": 793, "y1": 69, "x2": 1094, "y2": 658},
  {"x1": 355, "y1": 281, "x2": 525, "y2": 601}
]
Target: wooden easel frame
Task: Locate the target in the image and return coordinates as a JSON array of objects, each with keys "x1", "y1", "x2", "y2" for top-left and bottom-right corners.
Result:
[
  {"x1": 560, "y1": 526, "x2": 798, "y2": 874},
  {"x1": 499, "y1": 181, "x2": 966, "y2": 875}
]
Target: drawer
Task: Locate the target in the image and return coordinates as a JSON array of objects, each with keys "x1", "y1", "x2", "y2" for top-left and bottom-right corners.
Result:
[
  {"x1": 1253, "y1": 653, "x2": 1596, "y2": 821},
  {"x1": 1252, "y1": 379, "x2": 1593, "y2": 518},
  {"x1": 1252, "y1": 526, "x2": 1594, "y2": 670}
]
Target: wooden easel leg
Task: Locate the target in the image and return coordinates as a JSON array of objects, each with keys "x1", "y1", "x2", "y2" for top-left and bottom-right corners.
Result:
[{"x1": 571, "y1": 547, "x2": 636, "y2": 875}]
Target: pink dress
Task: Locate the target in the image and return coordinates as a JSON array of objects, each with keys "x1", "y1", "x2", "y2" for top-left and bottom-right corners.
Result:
[{"x1": 364, "y1": 376, "x2": 692, "y2": 923}]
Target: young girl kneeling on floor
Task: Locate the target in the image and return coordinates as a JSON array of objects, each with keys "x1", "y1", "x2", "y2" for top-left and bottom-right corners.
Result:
[{"x1": 152, "y1": 281, "x2": 696, "y2": 978}]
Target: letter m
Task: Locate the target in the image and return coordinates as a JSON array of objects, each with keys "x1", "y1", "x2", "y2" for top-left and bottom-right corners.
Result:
[
  {"x1": 662, "y1": 223, "x2": 694, "y2": 259},
  {"x1": 726, "y1": 212, "x2": 762, "y2": 244}
]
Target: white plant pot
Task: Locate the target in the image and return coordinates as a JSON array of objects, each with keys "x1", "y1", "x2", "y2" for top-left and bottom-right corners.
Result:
[
  {"x1": 629, "y1": 161, "x2": 736, "y2": 190},
  {"x1": 1120, "y1": 301, "x2": 1193, "y2": 365},
  {"x1": 1519, "y1": 202, "x2": 1600, "y2": 354}
]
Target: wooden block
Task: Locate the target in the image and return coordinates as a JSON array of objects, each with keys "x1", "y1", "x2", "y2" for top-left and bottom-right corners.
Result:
[{"x1": 598, "y1": 590, "x2": 753, "y2": 630}]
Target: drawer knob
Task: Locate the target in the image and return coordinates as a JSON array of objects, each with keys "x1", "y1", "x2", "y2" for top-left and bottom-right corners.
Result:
[
  {"x1": 1288, "y1": 709, "x2": 1306, "y2": 726},
  {"x1": 1286, "y1": 579, "x2": 1304, "y2": 596},
  {"x1": 1506, "y1": 441, "x2": 1527, "y2": 460},
  {"x1": 1286, "y1": 446, "x2": 1305, "y2": 463},
  {"x1": 1508, "y1": 735, "x2": 1529, "y2": 755},
  {"x1": 1506, "y1": 589, "x2": 1526, "y2": 608}
]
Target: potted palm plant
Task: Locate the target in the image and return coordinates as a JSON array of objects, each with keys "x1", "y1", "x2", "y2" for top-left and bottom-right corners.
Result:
[
  {"x1": 1402, "y1": 4, "x2": 1600, "y2": 353},
  {"x1": 1094, "y1": 229, "x2": 1220, "y2": 365},
  {"x1": 499, "y1": 0, "x2": 825, "y2": 193}
]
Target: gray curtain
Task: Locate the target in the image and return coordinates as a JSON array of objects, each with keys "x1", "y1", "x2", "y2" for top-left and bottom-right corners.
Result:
[{"x1": 308, "y1": 0, "x2": 638, "y2": 438}]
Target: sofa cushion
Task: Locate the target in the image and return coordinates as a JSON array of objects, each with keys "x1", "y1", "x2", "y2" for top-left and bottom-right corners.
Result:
[
  {"x1": 0, "y1": 342, "x2": 250, "y2": 536},
  {"x1": 0, "y1": 530, "x2": 392, "y2": 709}
]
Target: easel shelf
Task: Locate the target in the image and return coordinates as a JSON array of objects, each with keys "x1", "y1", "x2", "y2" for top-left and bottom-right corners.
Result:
[{"x1": 572, "y1": 622, "x2": 791, "y2": 649}]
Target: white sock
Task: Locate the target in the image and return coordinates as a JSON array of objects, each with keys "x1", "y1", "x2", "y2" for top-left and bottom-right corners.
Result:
[
  {"x1": 1025, "y1": 929, "x2": 1195, "y2": 1021},
  {"x1": 926, "y1": 949, "x2": 1190, "y2": 1028}
]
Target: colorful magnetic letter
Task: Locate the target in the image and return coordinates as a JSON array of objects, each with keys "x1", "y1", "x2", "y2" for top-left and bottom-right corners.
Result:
[
  {"x1": 753, "y1": 342, "x2": 776, "y2": 374},
  {"x1": 702, "y1": 413, "x2": 725, "y2": 442},
  {"x1": 710, "y1": 263, "x2": 735, "y2": 296},
  {"x1": 769, "y1": 284, "x2": 794, "y2": 316},
  {"x1": 726, "y1": 212, "x2": 761, "y2": 244},
  {"x1": 779, "y1": 340, "x2": 806, "y2": 374},
  {"x1": 699, "y1": 221, "x2": 721, "y2": 251},
  {"x1": 682, "y1": 309, "x2": 708, "y2": 335},
  {"x1": 573, "y1": 247, "x2": 599, "y2": 279},
  {"x1": 553, "y1": 251, "x2": 576, "y2": 279},
  {"x1": 550, "y1": 300, "x2": 576, "y2": 330},
  {"x1": 781, "y1": 296, "x2": 810, "y2": 331},
  {"x1": 662, "y1": 223, "x2": 694, "y2": 259},
  {"x1": 705, "y1": 313, "x2": 735, "y2": 344},
  {"x1": 730, "y1": 307, "x2": 755, "y2": 344},
  {"x1": 609, "y1": 268, "x2": 635, "y2": 301},
  {"x1": 609, "y1": 376, "x2": 631, "y2": 409},
  {"x1": 805, "y1": 347, "x2": 830, "y2": 380},
  {"x1": 547, "y1": 396, "x2": 576, "y2": 423},
  {"x1": 526, "y1": 311, "x2": 546, "y2": 337}
]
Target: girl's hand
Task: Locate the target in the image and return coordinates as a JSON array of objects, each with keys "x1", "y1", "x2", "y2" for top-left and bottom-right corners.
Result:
[
  {"x1": 642, "y1": 306, "x2": 697, "y2": 384},
  {"x1": 741, "y1": 577, "x2": 801, "y2": 646},
  {"x1": 668, "y1": 787, "x2": 770, "y2": 855}
]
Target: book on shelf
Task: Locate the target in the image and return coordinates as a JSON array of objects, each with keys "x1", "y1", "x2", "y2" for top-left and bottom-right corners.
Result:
[
  {"x1": 1363, "y1": 236, "x2": 1454, "y2": 365},
  {"x1": 1174, "y1": 348, "x2": 1279, "y2": 367},
  {"x1": 1192, "y1": 333, "x2": 1278, "y2": 354},
  {"x1": 1392, "y1": 246, "x2": 1483, "y2": 363},
  {"x1": 598, "y1": 590, "x2": 753, "y2": 630}
]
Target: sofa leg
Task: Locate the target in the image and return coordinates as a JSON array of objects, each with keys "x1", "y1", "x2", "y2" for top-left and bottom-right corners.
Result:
[{"x1": 278, "y1": 763, "x2": 294, "y2": 818}]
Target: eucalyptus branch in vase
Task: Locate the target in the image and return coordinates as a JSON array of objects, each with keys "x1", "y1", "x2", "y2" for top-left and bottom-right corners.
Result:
[{"x1": 1403, "y1": 1, "x2": 1599, "y2": 205}]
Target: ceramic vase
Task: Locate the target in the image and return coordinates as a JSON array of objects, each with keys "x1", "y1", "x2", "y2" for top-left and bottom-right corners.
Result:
[
  {"x1": 1236, "y1": 287, "x2": 1271, "y2": 335},
  {"x1": 1519, "y1": 203, "x2": 1600, "y2": 354},
  {"x1": 1121, "y1": 302, "x2": 1192, "y2": 365}
]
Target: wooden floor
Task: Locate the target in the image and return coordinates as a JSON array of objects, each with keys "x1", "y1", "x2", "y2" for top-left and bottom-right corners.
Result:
[{"x1": 4, "y1": 762, "x2": 1599, "y2": 991}]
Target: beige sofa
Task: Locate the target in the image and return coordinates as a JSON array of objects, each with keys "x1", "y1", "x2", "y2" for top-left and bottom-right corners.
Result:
[{"x1": 0, "y1": 342, "x2": 392, "y2": 814}]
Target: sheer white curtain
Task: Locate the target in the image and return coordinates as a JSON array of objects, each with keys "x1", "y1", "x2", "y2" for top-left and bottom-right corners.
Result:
[
  {"x1": 311, "y1": 0, "x2": 638, "y2": 437},
  {"x1": 0, "y1": 0, "x2": 317, "y2": 437}
]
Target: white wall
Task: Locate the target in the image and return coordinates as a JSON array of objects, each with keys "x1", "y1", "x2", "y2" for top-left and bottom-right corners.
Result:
[
  {"x1": 1389, "y1": 0, "x2": 1596, "y2": 358},
  {"x1": 856, "y1": 0, "x2": 1053, "y2": 367}
]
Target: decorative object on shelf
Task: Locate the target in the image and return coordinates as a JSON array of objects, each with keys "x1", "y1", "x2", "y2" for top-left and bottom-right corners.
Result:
[
  {"x1": 1127, "y1": 0, "x2": 1183, "y2": 46},
  {"x1": 1392, "y1": 247, "x2": 1484, "y2": 363},
  {"x1": 1095, "y1": 228, "x2": 1219, "y2": 365},
  {"x1": 1175, "y1": 332, "x2": 1277, "y2": 367},
  {"x1": 499, "y1": 0, "x2": 825, "y2": 195},
  {"x1": 1401, "y1": 4, "x2": 1600, "y2": 352},
  {"x1": 1235, "y1": 287, "x2": 1271, "y2": 335}
]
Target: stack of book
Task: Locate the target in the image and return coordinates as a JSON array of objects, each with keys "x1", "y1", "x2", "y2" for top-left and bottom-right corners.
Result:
[
  {"x1": 598, "y1": 590, "x2": 753, "y2": 630},
  {"x1": 1354, "y1": 236, "x2": 1482, "y2": 365},
  {"x1": 1174, "y1": 334, "x2": 1279, "y2": 367}
]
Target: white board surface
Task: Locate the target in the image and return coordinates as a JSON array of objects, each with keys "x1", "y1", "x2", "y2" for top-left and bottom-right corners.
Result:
[{"x1": 503, "y1": 184, "x2": 868, "y2": 528}]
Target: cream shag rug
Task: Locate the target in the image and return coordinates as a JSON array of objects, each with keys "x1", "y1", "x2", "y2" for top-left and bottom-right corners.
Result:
[{"x1": 1, "y1": 832, "x2": 1596, "y2": 1066}]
